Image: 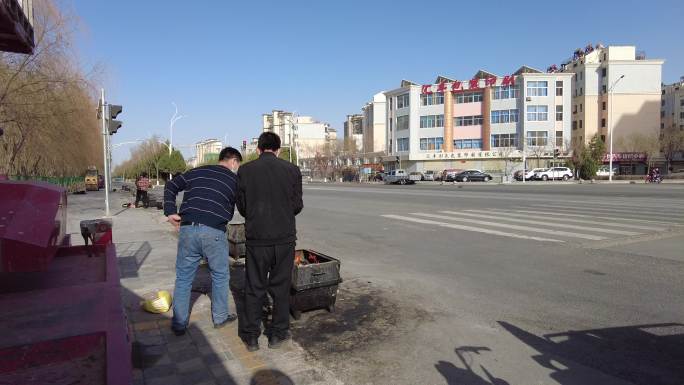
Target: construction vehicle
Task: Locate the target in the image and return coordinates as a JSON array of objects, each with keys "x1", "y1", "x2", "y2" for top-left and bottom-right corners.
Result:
[{"x1": 85, "y1": 166, "x2": 100, "y2": 191}]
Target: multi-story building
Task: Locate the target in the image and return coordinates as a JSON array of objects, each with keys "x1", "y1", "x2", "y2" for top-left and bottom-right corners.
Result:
[
  {"x1": 195, "y1": 139, "x2": 223, "y2": 165},
  {"x1": 262, "y1": 110, "x2": 296, "y2": 146},
  {"x1": 296, "y1": 116, "x2": 337, "y2": 160},
  {"x1": 559, "y1": 45, "x2": 664, "y2": 150},
  {"x1": 361, "y1": 92, "x2": 387, "y2": 157},
  {"x1": 343, "y1": 114, "x2": 363, "y2": 151},
  {"x1": 383, "y1": 67, "x2": 573, "y2": 173},
  {"x1": 661, "y1": 78, "x2": 684, "y2": 171}
]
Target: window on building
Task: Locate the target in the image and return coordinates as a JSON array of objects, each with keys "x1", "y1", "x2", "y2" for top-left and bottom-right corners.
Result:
[
  {"x1": 454, "y1": 139, "x2": 483, "y2": 149},
  {"x1": 526, "y1": 131, "x2": 548, "y2": 147},
  {"x1": 601, "y1": 68, "x2": 607, "y2": 77},
  {"x1": 602, "y1": 118, "x2": 606, "y2": 128},
  {"x1": 389, "y1": 97, "x2": 393, "y2": 110},
  {"x1": 579, "y1": 71, "x2": 583, "y2": 81},
  {"x1": 491, "y1": 110, "x2": 518, "y2": 124},
  {"x1": 661, "y1": 111, "x2": 666, "y2": 118},
  {"x1": 455, "y1": 115, "x2": 484, "y2": 126},
  {"x1": 555, "y1": 131, "x2": 563, "y2": 147},
  {"x1": 580, "y1": 87, "x2": 583, "y2": 95},
  {"x1": 419, "y1": 114, "x2": 444, "y2": 128},
  {"x1": 572, "y1": 121, "x2": 577, "y2": 130},
  {"x1": 573, "y1": 104, "x2": 577, "y2": 114},
  {"x1": 491, "y1": 133, "x2": 518, "y2": 147},
  {"x1": 397, "y1": 94, "x2": 410, "y2": 109},
  {"x1": 602, "y1": 101, "x2": 606, "y2": 110},
  {"x1": 556, "y1": 81, "x2": 563, "y2": 96},
  {"x1": 660, "y1": 123, "x2": 665, "y2": 129},
  {"x1": 419, "y1": 137, "x2": 444, "y2": 151},
  {"x1": 397, "y1": 137, "x2": 409, "y2": 151},
  {"x1": 510, "y1": 109, "x2": 519, "y2": 123},
  {"x1": 579, "y1": 120, "x2": 583, "y2": 129},
  {"x1": 680, "y1": 111, "x2": 684, "y2": 120},
  {"x1": 396, "y1": 115, "x2": 409, "y2": 130},
  {"x1": 556, "y1": 105, "x2": 563, "y2": 121},
  {"x1": 680, "y1": 98, "x2": 684, "y2": 106},
  {"x1": 493, "y1": 85, "x2": 519, "y2": 100},
  {"x1": 420, "y1": 92, "x2": 444, "y2": 106},
  {"x1": 526, "y1": 105, "x2": 549, "y2": 121},
  {"x1": 661, "y1": 100, "x2": 666, "y2": 106},
  {"x1": 579, "y1": 103, "x2": 583, "y2": 112},
  {"x1": 602, "y1": 85, "x2": 607, "y2": 94},
  {"x1": 455, "y1": 91, "x2": 483, "y2": 104},
  {"x1": 526, "y1": 81, "x2": 548, "y2": 97}
]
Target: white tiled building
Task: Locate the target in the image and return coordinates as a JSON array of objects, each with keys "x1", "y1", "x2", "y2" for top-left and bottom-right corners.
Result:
[{"x1": 382, "y1": 67, "x2": 573, "y2": 173}]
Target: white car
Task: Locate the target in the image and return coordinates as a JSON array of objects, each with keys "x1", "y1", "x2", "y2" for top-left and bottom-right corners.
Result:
[
  {"x1": 534, "y1": 167, "x2": 573, "y2": 181},
  {"x1": 596, "y1": 166, "x2": 617, "y2": 177},
  {"x1": 514, "y1": 168, "x2": 544, "y2": 181},
  {"x1": 423, "y1": 170, "x2": 436, "y2": 181}
]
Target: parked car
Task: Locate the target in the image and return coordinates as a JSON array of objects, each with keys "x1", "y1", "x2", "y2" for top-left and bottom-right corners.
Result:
[
  {"x1": 454, "y1": 170, "x2": 493, "y2": 182},
  {"x1": 596, "y1": 166, "x2": 618, "y2": 177},
  {"x1": 534, "y1": 167, "x2": 573, "y2": 181},
  {"x1": 424, "y1": 170, "x2": 436, "y2": 181},
  {"x1": 409, "y1": 172, "x2": 423, "y2": 182},
  {"x1": 384, "y1": 169, "x2": 415, "y2": 185},
  {"x1": 442, "y1": 169, "x2": 464, "y2": 182},
  {"x1": 514, "y1": 168, "x2": 545, "y2": 181}
]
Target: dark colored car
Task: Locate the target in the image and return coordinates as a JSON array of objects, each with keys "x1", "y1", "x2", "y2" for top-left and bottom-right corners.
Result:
[{"x1": 454, "y1": 170, "x2": 492, "y2": 182}]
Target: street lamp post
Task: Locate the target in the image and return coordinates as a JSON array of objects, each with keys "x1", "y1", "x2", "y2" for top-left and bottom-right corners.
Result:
[
  {"x1": 608, "y1": 75, "x2": 625, "y2": 182},
  {"x1": 169, "y1": 102, "x2": 186, "y2": 156}
]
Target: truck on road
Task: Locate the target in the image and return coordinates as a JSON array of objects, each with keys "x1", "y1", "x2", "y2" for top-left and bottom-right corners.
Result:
[
  {"x1": 85, "y1": 166, "x2": 100, "y2": 191},
  {"x1": 384, "y1": 169, "x2": 415, "y2": 185}
]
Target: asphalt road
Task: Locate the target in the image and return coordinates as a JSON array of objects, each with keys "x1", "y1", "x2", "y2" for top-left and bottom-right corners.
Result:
[{"x1": 291, "y1": 182, "x2": 684, "y2": 385}]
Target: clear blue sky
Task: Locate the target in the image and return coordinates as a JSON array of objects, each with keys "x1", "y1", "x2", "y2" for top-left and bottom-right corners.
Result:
[{"x1": 72, "y1": 0, "x2": 684, "y2": 165}]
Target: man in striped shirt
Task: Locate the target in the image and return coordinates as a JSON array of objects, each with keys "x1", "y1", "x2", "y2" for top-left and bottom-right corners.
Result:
[{"x1": 164, "y1": 147, "x2": 242, "y2": 336}]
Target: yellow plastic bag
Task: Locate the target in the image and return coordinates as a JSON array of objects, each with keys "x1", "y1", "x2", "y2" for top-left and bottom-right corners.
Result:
[{"x1": 140, "y1": 290, "x2": 172, "y2": 313}]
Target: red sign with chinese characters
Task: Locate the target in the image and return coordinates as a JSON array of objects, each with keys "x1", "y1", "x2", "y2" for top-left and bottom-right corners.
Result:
[{"x1": 421, "y1": 75, "x2": 515, "y2": 95}]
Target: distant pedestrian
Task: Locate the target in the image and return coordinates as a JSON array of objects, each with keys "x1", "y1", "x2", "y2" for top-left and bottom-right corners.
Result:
[
  {"x1": 134, "y1": 172, "x2": 151, "y2": 208},
  {"x1": 163, "y1": 147, "x2": 242, "y2": 336},
  {"x1": 237, "y1": 132, "x2": 303, "y2": 351}
]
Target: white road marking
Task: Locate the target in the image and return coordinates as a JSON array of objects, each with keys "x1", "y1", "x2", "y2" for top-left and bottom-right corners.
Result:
[
  {"x1": 509, "y1": 209, "x2": 676, "y2": 228},
  {"x1": 412, "y1": 213, "x2": 607, "y2": 241},
  {"x1": 479, "y1": 209, "x2": 667, "y2": 232},
  {"x1": 381, "y1": 214, "x2": 563, "y2": 243},
  {"x1": 525, "y1": 204, "x2": 684, "y2": 219},
  {"x1": 442, "y1": 211, "x2": 639, "y2": 236}
]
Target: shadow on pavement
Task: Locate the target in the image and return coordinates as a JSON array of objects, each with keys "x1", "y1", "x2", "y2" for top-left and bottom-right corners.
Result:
[
  {"x1": 499, "y1": 321, "x2": 684, "y2": 385},
  {"x1": 116, "y1": 241, "x2": 152, "y2": 279},
  {"x1": 436, "y1": 346, "x2": 510, "y2": 385}
]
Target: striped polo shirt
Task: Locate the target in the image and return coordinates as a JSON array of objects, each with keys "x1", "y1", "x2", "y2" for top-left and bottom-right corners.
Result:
[{"x1": 164, "y1": 165, "x2": 237, "y2": 231}]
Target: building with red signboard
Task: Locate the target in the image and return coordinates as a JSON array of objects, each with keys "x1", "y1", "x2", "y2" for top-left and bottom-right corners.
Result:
[{"x1": 381, "y1": 67, "x2": 573, "y2": 174}]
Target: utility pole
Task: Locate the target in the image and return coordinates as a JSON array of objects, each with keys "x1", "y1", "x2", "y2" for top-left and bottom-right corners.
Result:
[{"x1": 100, "y1": 89, "x2": 110, "y2": 217}]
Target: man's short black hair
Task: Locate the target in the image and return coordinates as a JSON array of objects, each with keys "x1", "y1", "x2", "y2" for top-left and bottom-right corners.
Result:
[
  {"x1": 257, "y1": 132, "x2": 281, "y2": 152},
  {"x1": 219, "y1": 146, "x2": 242, "y2": 162}
]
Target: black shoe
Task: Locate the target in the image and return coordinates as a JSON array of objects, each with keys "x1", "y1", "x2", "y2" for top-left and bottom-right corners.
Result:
[
  {"x1": 242, "y1": 336, "x2": 259, "y2": 352},
  {"x1": 268, "y1": 333, "x2": 291, "y2": 349},
  {"x1": 213, "y1": 314, "x2": 238, "y2": 329},
  {"x1": 172, "y1": 328, "x2": 186, "y2": 336}
]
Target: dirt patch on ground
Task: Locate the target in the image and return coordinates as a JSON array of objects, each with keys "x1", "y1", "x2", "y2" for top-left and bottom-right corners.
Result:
[{"x1": 291, "y1": 278, "x2": 431, "y2": 353}]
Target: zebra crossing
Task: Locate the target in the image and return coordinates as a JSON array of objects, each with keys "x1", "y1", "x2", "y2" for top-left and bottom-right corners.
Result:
[{"x1": 382, "y1": 203, "x2": 684, "y2": 244}]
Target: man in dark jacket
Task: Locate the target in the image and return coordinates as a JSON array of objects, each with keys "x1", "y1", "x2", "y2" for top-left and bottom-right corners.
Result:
[{"x1": 237, "y1": 132, "x2": 303, "y2": 351}]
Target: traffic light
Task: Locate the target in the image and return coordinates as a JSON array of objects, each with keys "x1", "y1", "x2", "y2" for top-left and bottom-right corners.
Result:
[{"x1": 108, "y1": 104, "x2": 122, "y2": 135}]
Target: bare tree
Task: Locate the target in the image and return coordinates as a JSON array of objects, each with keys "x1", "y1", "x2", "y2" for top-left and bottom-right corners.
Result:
[
  {"x1": 0, "y1": 0, "x2": 103, "y2": 177},
  {"x1": 661, "y1": 126, "x2": 684, "y2": 173}
]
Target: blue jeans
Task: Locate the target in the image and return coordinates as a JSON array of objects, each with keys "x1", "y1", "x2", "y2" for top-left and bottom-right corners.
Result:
[{"x1": 172, "y1": 224, "x2": 230, "y2": 330}]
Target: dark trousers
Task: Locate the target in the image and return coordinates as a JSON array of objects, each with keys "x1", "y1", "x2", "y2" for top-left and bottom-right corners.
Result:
[
  {"x1": 135, "y1": 190, "x2": 149, "y2": 208},
  {"x1": 242, "y1": 243, "x2": 294, "y2": 339}
]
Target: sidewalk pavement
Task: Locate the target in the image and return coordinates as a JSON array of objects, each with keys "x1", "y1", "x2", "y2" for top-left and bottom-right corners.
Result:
[{"x1": 67, "y1": 190, "x2": 342, "y2": 385}]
